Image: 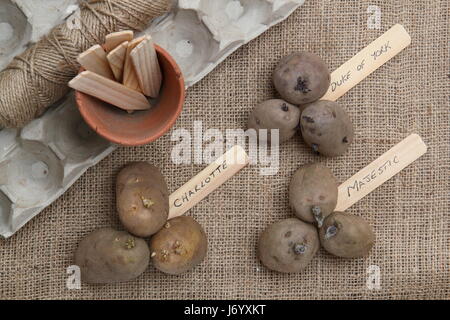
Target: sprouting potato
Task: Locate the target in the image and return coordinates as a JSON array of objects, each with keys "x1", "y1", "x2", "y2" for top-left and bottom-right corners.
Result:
[
  {"x1": 116, "y1": 162, "x2": 169, "y2": 237},
  {"x1": 273, "y1": 52, "x2": 331, "y2": 105},
  {"x1": 319, "y1": 212, "x2": 375, "y2": 258},
  {"x1": 300, "y1": 100, "x2": 354, "y2": 157},
  {"x1": 74, "y1": 228, "x2": 150, "y2": 284},
  {"x1": 149, "y1": 216, "x2": 207, "y2": 275},
  {"x1": 289, "y1": 163, "x2": 338, "y2": 227},
  {"x1": 247, "y1": 99, "x2": 301, "y2": 143},
  {"x1": 258, "y1": 218, "x2": 319, "y2": 273}
]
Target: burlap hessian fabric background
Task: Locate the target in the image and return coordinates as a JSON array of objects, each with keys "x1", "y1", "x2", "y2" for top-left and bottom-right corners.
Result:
[{"x1": 1, "y1": 0, "x2": 449, "y2": 299}]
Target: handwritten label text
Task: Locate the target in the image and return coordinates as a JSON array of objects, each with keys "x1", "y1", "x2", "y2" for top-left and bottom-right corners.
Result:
[
  {"x1": 346, "y1": 155, "x2": 400, "y2": 197},
  {"x1": 330, "y1": 40, "x2": 393, "y2": 93},
  {"x1": 173, "y1": 160, "x2": 227, "y2": 208}
]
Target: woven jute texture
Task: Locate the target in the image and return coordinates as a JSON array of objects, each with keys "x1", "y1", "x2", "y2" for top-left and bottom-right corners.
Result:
[{"x1": 0, "y1": 0, "x2": 449, "y2": 299}]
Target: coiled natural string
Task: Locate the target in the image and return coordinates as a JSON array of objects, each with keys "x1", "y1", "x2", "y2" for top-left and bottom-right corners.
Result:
[{"x1": 0, "y1": 0, "x2": 171, "y2": 128}]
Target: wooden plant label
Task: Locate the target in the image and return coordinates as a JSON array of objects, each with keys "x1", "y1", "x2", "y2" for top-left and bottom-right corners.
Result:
[
  {"x1": 131, "y1": 35, "x2": 162, "y2": 98},
  {"x1": 107, "y1": 41, "x2": 129, "y2": 82},
  {"x1": 69, "y1": 71, "x2": 151, "y2": 111},
  {"x1": 321, "y1": 24, "x2": 411, "y2": 102},
  {"x1": 77, "y1": 44, "x2": 115, "y2": 80},
  {"x1": 123, "y1": 36, "x2": 146, "y2": 93},
  {"x1": 106, "y1": 41, "x2": 129, "y2": 83},
  {"x1": 104, "y1": 30, "x2": 134, "y2": 52},
  {"x1": 169, "y1": 145, "x2": 249, "y2": 219},
  {"x1": 335, "y1": 134, "x2": 427, "y2": 212}
]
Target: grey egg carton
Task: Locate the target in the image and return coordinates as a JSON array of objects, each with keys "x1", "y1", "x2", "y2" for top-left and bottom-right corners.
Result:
[
  {"x1": 0, "y1": 0, "x2": 79, "y2": 71},
  {"x1": 148, "y1": 0, "x2": 305, "y2": 87},
  {"x1": 0, "y1": 0, "x2": 305, "y2": 238},
  {"x1": 0, "y1": 94, "x2": 116, "y2": 238}
]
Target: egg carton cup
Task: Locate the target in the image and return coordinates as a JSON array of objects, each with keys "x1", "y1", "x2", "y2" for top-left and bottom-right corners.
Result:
[
  {"x1": 0, "y1": 0, "x2": 79, "y2": 71},
  {"x1": 0, "y1": 0, "x2": 305, "y2": 238},
  {"x1": 0, "y1": 93, "x2": 115, "y2": 238},
  {"x1": 149, "y1": 0, "x2": 305, "y2": 87}
]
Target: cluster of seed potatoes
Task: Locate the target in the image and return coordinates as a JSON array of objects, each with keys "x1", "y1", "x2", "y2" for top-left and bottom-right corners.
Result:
[
  {"x1": 259, "y1": 163, "x2": 375, "y2": 273},
  {"x1": 74, "y1": 162, "x2": 208, "y2": 284},
  {"x1": 248, "y1": 52, "x2": 354, "y2": 154},
  {"x1": 249, "y1": 52, "x2": 374, "y2": 273}
]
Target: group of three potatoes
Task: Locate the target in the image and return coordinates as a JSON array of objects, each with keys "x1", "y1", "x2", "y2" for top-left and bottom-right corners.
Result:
[
  {"x1": 250, "y1": 52, "x2": 374, "y2": 272},
  {"x1": 259, "y1": 163, "x2": 375, "y2": 273},
  {"x1": 74, "y1": 162, "x2": 207, "y2": 284}
]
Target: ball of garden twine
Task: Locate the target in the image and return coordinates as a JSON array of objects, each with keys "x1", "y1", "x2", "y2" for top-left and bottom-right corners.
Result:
[{"x1": 0, "y1": 0, "x2": 171, "y2": 128}]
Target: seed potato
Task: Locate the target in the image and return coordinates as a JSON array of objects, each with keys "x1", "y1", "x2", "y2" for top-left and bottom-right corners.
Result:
[
  {"x1": 319, "y1": 212, "x2": 375, "y2": 258},
  {"x1": 116, "y1": 162, "x2": 169, "y2": 237},
  {"x1": 74, "y1": 228, "x2": 150, "y2": 284},
  {"x1": 258, "y1": 218, "x2": 319, "y2": 273},
  {"x1": 273, "y1": 52, "x2": 331, "y2": 105},
  {"x1": 289, "y1": 163, "x2": 338, "y2": 226},
  {"x1": 149, "y1": 216, "x2": 207, "y2": 275},
  {"x1": 247, "y1": 99, "x2": 301, "y2": 143},
  {"x1": 300, "y1": 100, "x2": 354, "y2": 157}
]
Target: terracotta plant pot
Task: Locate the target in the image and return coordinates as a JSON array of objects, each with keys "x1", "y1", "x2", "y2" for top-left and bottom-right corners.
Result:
[{"x1": 75, "y1": 45, "x2": 185, "y2": 146}]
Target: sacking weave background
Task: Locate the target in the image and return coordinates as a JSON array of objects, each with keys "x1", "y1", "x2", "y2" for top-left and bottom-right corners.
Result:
[{"x1": 1, "y1": 0, "x2": 449, "y2": 299}]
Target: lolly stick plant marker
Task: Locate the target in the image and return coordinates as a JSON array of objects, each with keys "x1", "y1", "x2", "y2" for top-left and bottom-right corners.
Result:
[
  {"x1": 169, "y1": 145, "x2": 249, "y2": 219},
  {"x1": 123, "y1": 36, "x2": 146, "y2": 92},
  {"x1": 321, "y1": 24, "x2": 411, "y2": 101},
  {"x1": 166, "y1": 24, "x2": 416, "y2": 219},
  {"x1": 335, "y1": 134, "x2": 427, "y2": 211},
  {"x1": 107, "y1": 41, "x2": 129, "y2": 82},
  {"x1": 77, "y1": 44, "x2": 115, "y2": 80},
  {"x1": 69, "y1": 71, "x2": 151, "y2": 111},
  {"x1": 104, "y1": 30, "x2": 134, "y2": 52},
  {"x1": 131, "y1": 35, "x2": 162, "y2": 97}
]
